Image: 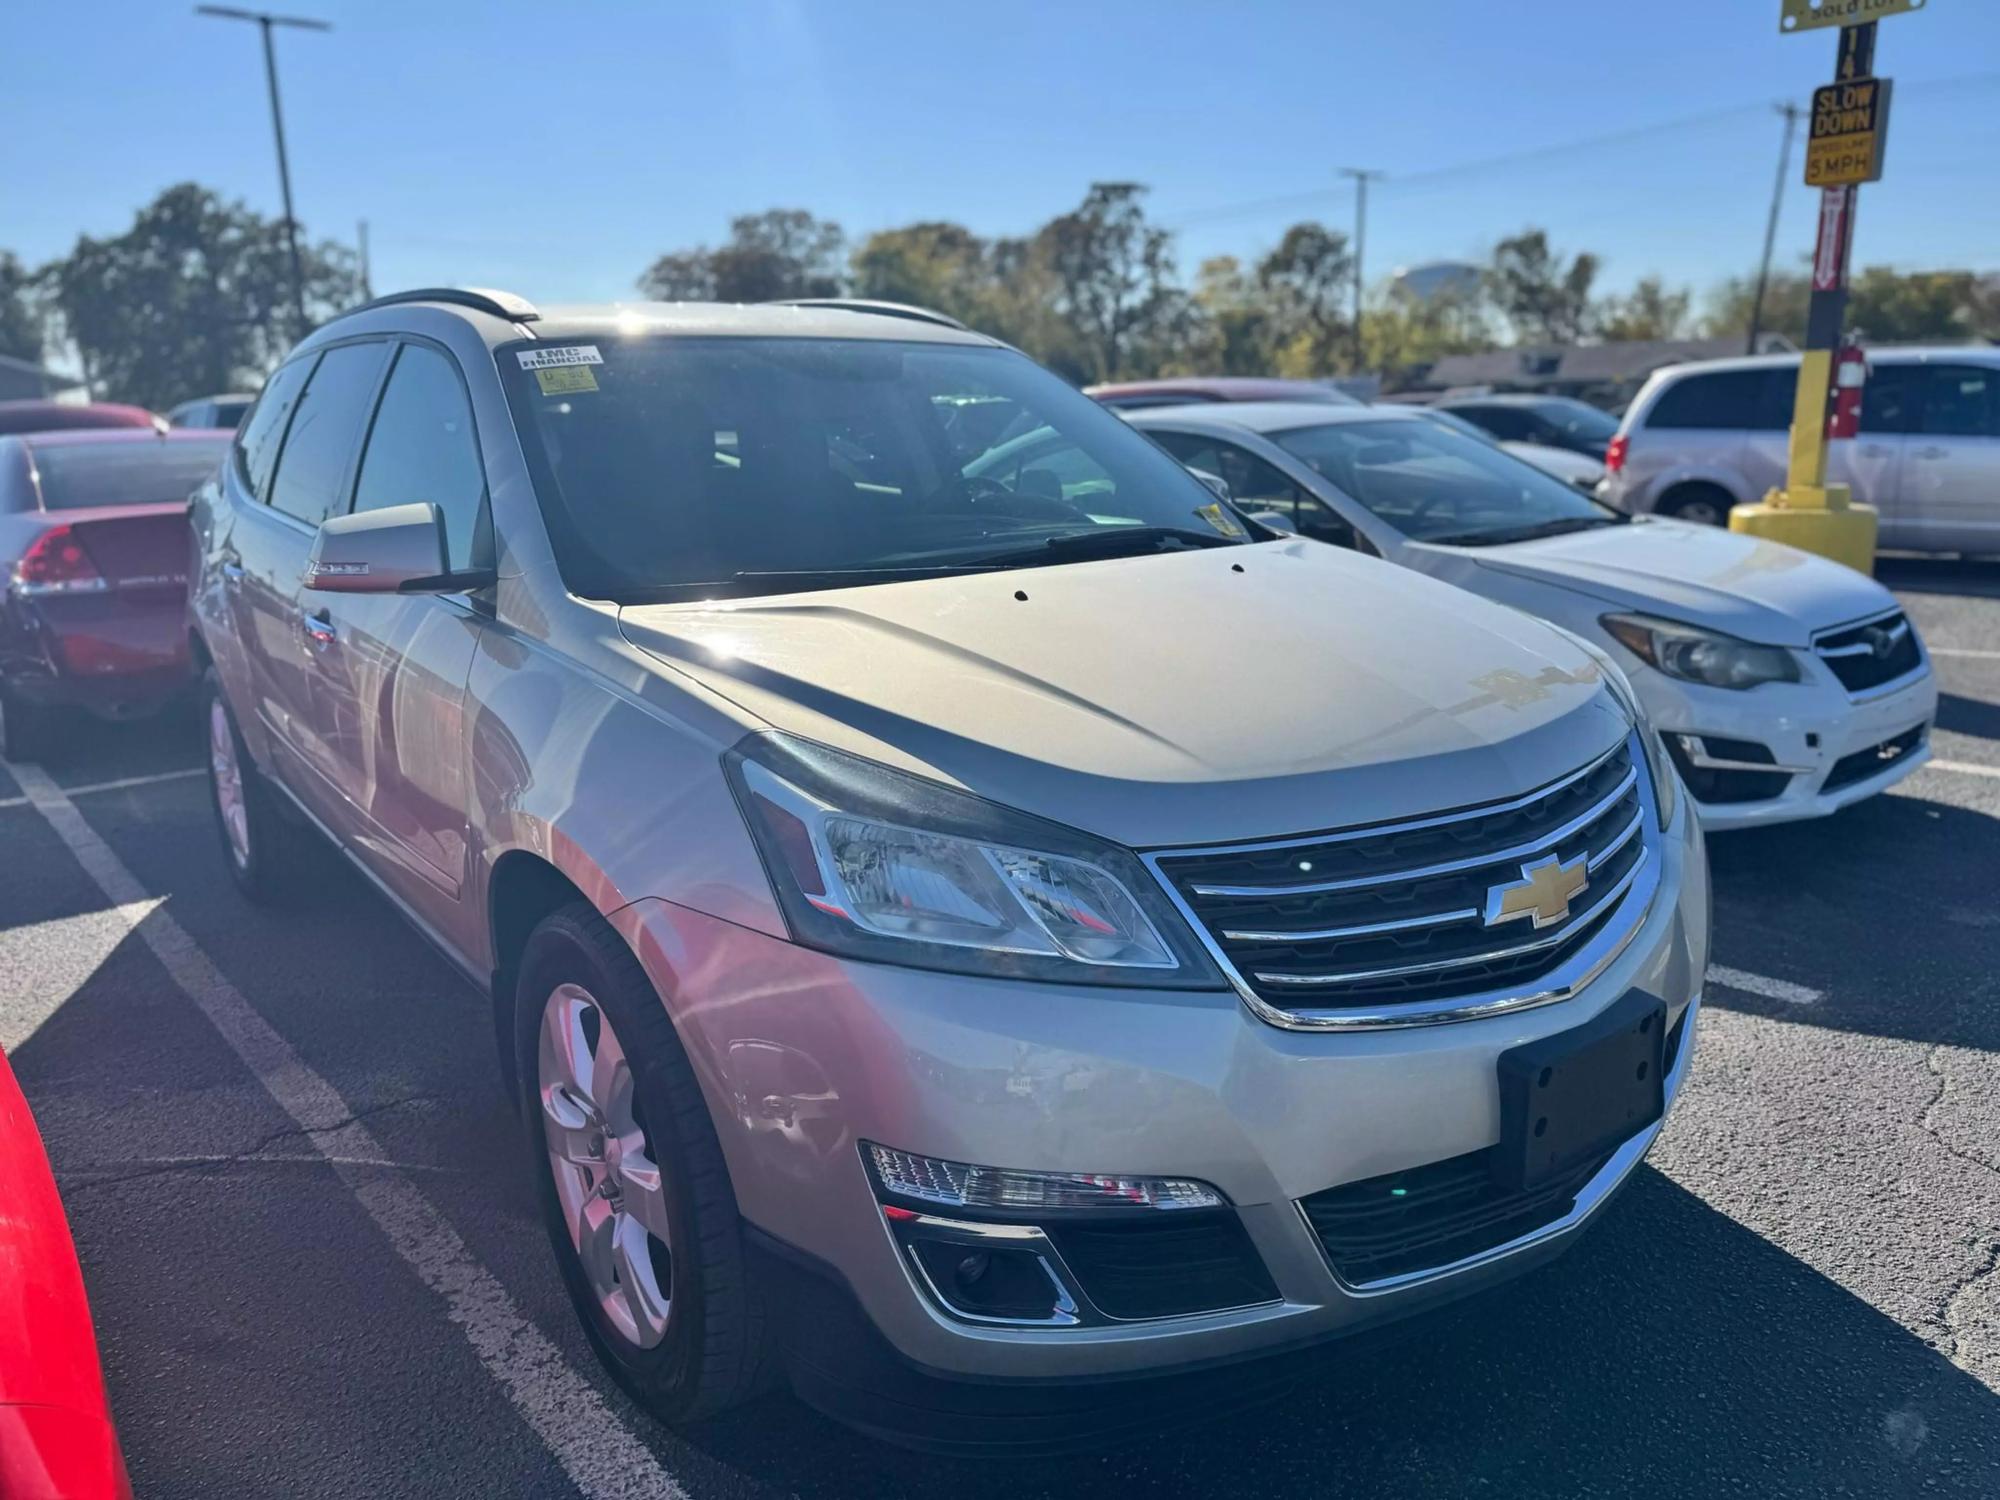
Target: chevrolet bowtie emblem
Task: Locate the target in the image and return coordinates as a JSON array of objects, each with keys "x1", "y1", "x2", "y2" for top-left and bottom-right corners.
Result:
[{"x1": 1484, "y1": 853, "x2": 1590, "y2": 930}]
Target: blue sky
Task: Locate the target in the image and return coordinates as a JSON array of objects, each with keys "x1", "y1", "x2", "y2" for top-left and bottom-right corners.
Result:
[{"x1": 7, "y1": 0, "x2": 1999, "y2": 320}]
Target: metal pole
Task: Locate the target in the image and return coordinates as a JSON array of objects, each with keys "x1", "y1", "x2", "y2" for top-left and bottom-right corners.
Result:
[
  {"x1": 195, "y1": 9, "x2": 331, "y2": 340},
  {"x1": 1748, "y1": 103, "x2": 1801, "y2": 355},
  {"x1": 1340, "y1": 168, "x2": 1382, "y2": 373},
  {"x1": 358, "y1": 219, "x2": 373, "y2": 301},
  {"x1": 258, "y1": 17, "x2": 308, "y2": 338}
]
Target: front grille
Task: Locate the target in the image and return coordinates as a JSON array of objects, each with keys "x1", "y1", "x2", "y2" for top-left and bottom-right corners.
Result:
[
  {"x1": 1816, "y1": 611, "x2": 1921, "y2": 693},
  {"x1": 1301, "y1": 1009, "x2": 1688, "y2": 1285},
  {"x1": 1822, "y1": 723, "x2": 1926, "y2": 793},
  {"x1": 1152, "y1": 739, "x2": 1650, "y2": 1018},
  {"x1": 1044, "y1": 1212, "x2": 1277, "y2": 1321}
]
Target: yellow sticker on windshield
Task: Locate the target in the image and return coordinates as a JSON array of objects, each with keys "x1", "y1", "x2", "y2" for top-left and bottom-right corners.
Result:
[
  {"x1": 1196, "y1": 502, "x2": 1246, "y2": 539},
  {"x1": 536, "y1": 365, "x2": 598, "y2": 396}
]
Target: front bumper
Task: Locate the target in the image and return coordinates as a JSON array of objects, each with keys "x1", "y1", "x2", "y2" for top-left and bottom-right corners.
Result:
[
  {"x1": 612, "y1": 787, "x2": 1708, "y2": 1385},
  {"x1": 1631, "y1": 660, "x2": 1936, "y2": 831}
]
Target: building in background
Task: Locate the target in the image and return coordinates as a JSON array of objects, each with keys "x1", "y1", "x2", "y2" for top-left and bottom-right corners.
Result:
[{"x1": 0, "y1": 355, "x2": 87, "y2": 404}]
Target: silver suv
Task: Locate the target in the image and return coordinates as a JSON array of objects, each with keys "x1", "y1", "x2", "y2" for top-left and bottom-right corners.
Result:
[
  {"x1": 1600, "y1": 348, "x2": 2000, "y2": 553},
  {"x1": 189, "y1": 289, "x2": 1707, "y2": 1449}
]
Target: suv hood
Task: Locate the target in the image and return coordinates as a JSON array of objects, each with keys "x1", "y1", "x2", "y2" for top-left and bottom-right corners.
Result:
[
  {"x1": 1465, "y1": 519, "x2": 1893, "y2": 647},
  {"x1": 618, "y1": 541, "x2": 1630, "y2": 848}
]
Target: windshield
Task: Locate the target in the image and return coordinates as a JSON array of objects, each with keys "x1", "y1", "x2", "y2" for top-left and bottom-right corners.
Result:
[
  {"x1": 1540, "y1": 399, "x2": 1620, "y2": 443},
  {"x1": 498, "y1": 336, "x2": 1243, "y2": 602},
  {"x1": 31, "y1": 438, "x2": 229, "y2": 511},
  {"x1": 1271, "y1": 418, "x2": 1618, "y2": 546}
]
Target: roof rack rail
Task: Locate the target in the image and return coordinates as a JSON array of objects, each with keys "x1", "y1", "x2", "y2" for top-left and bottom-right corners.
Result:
[
  {"x1": 338, "y1": 287, "x2": 542, "y2": 324},
  {"x1": 765, "y1": 298, "x2": 969, "y2": 332}
]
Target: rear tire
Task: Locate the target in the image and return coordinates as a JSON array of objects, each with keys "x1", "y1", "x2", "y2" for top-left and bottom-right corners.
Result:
[
  {"x1": 516, "y1": 903, "x2": 774, "y2": 1424},
  {"x1": 0, "y1": 682, "x2": 62, "y2": 763},
  {"x1": 1659, "y1": 484, "x2": 1734, "y2": 528},
  {"x1": 202, "y1": 666, "x2": 308, "y2": 904}
]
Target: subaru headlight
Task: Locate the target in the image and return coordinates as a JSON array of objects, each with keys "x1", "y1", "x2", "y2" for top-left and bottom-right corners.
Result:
[
  {"x1": 725, "y1": 735, "x2": 1223, "y2": 987},
  {"x1": 1548, "y1": 623, "x2": 1679, "y2": 833},
  {"x1": 1601, "y1": 613, "x2": 1800, "y2": 691}
]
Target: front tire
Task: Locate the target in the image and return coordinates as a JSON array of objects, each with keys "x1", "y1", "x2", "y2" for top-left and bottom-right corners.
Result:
[
  {"x1": 1659, "y1": 484, "x2": 1733, "y2": 528},
  {"x1": 203, "y1": 666, "x2": 307, "y2": 903},
  {"x1": 516, "y1": 903, "x2": 772, "y2": 1423}
]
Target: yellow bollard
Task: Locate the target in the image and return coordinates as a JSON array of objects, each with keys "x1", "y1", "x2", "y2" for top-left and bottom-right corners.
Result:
[{"x1": 1728, "y1": 347, "x2": 1880, "y2": 573}]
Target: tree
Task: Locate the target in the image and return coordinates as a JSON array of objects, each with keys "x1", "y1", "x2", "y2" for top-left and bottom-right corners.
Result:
[
  {"x1": 1033, "y1": 183, "x2": 1183, "y2": 382},
  {"x1": 1256, "y1": 222, "x2": 1354, "y2": 375},
  {"x1": 1487, "y1": 229, "x2": 1599, "y2": 344},
  {"x1": 1364, "y1": 280, "x2": 1495, "y2": 376},
  {"x1": 851, "y1": 220, "x2": 992, "y2": 315},
  {"x1": 45, "y1": 183, "x2": 358, "y2": 411},
  {"x1": 1184, "y1": 255, "x2": 1277, "y2": 376},
  {"x1": 1593, "y1": 275, "x2": 1692, "y2": 342},
  {"x1": 1704, "y1": 269, "x2": 1810, "y2": 344},
  {"x1": 0, "y1": 253, "x2": 44, "y2": 365},
  {"x1": 1701, "y1": 265, "x2": 1993, "y2": 346},
  {"x1": 638, "y1": 209, "x2": 846, "y2": 304}
]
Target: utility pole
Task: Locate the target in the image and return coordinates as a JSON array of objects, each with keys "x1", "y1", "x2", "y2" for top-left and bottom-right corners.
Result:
[
  {"x1": 195, "y1": 7, "x2": 331, "y2": 340},
  {"x1": 1747, "y1": 102, "x2": 1802, "y2": 355},
  {"x1": 358, "y1": 219, "x2": 373, "y2": 301},
  {"x1": 1340, "y1": 168, "x2": 1383, "y2": 374}
]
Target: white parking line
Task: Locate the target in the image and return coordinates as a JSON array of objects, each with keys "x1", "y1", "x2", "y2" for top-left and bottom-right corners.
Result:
[
  {"x1": 1929, "y1": 759, "x2": 2000, "y2": 781},
  {"x1": 1928, "y1": 647, "x2": 2000, "y2": 661},
  {"x1": 1707, "y1": 965, "x2": 1822, "y2": 1006},
  {"x1": 0, "y1": 766, "x2": 204, "y2": 811},
  {"x1": 7, "y1": 762, "x2": 687, "y2": 1500}
]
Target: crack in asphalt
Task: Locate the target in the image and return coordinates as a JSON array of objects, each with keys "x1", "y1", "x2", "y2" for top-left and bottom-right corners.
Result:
[
  {"x1": 1918, "y1": 1043, "x2": 2000, "y2": 1376},
  {"x1": 56, "y1": 1093, "x2": 438, "y2": 1194}
]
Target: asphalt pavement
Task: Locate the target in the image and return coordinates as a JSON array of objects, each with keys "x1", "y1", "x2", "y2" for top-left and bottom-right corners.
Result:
[{"x1": 2, "y1": 555, "x2": 1997, "y2": 1498}]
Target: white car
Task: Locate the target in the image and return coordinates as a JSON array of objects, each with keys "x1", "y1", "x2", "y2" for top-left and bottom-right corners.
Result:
[
  {"x1": 1130, "y1": 402, "x2": 1937, "y2": 832},
  {"x1": 1402, "y1": 405, "x2": 1606, "y2": 490}
]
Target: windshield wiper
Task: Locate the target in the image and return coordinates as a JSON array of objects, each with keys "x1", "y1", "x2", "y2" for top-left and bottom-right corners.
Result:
[
  {"x1": 954, "y1": 525, "x2": 1238, "y2": 569},
  {"x1": 1428, "y1": 516, "x2": 1622, "y2": 548}
]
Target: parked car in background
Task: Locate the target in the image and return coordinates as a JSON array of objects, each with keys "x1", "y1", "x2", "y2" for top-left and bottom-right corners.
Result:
[
  {"x1": 0, "y1": 401, "x2": 159, "y2": 438},
  {"x1": 1435, "y1": 394, "x2": 1620, "y2": 461},
  {"x1": 0, "y1": 429, "x2": 229, "y2": 759},
  {"x1": 1404, "y1": 404, "x2": 1607, "y2": 490},
  {"x1": 1599, "y1": 348, "x2": 2000, "y2": 553},
  {"x1": 166, "y1": 393, "x2": 258, "y2": 431},
  {"x1": 0, "y1": 1046, "x2": 132, "y2": 1499},
  {"x1": 1086, "y1": 376, "x2": 1360, "y2": 410},
  {"x1": 1132, "y1": 402, "x2": 1935, "y2": 831},
  {"x1": 192, "y1": 289, "x2": 1705, "y2": 1451}
]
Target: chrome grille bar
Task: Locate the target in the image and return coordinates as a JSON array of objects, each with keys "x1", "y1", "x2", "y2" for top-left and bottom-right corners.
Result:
[{"x1": 1220, "y1": 905, "x2": 1481, "y2": 945}]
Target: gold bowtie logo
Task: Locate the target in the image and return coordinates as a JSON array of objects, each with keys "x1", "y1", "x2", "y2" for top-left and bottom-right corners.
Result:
[{"x1": 1484, "y1": 853, "x2": 1590, "y2": 930}]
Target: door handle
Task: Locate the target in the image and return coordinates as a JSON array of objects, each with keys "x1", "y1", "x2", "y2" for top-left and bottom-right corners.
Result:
[
  {"x1": 1858, "y1": 445, "x2": 1890, "y2": 459},
  {"x1": 1915, "y1": 446, "x2": 1949, "y2": 460},
  {"x1": 300, "y1": 608, "x2": 337, "y2": 650},
  {"x1": 219, "y1": 555, "x2": 245, "y2": 584}
]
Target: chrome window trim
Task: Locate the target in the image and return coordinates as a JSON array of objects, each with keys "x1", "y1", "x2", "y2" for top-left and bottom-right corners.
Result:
[
  {"x1": 1301, "y1": 994, "x2": 1700, "y2": 1297},
  {"x1": 1143, "y1": 731, "x2": 1661, "y2": 1032}
]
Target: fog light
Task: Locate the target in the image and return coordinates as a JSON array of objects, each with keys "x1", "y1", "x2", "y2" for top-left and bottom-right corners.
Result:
[{"x1": 865, "y1": 1143, "x2": 1226, "y2": 1213}]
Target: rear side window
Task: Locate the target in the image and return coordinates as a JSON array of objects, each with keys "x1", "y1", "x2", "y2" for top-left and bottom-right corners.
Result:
[
  {"x1": 1643, "y1": 370, "x2": 1788, "y2": 432},
  {"x1": 1455, "y1": 405, "x2": 1535, "y2": 441},
  {"x1": 236, "y1": 356, "x2": 316, "y2": 502},
  {"x1": 31, "y1": 440, "x2": 232, "y2": 511},
  {"x1": 267, "y1": 342, "x2": 390, "y2": 527},
  {"x1": 1919, "y1": 365, "x2": 2000, "y2": 438},
  {"x1": 1859, "y1": 363, "x2": 1915, "y2": 435},
  {"x1": 351, "y1": 344, "x2": 487, "y2": 569}
]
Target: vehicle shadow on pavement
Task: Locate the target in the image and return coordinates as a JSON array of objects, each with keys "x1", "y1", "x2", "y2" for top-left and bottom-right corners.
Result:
[
  {"x1": 683, "y1": 1168, "x2": 2000, "y2": 1498},
  {"x1": 1877, "y1": 559, "x2": 2000, "y2": 600},
  {"x1": 1936, "y1": 692, "x2": 2000, "y2": 743},
  {"x1": 1703, "y1": 790, "x2": 2000, "y2": 1050}
]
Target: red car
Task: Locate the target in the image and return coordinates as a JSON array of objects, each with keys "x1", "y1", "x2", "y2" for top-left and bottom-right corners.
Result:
[
  {"x1": 0, "y1": 1049, "x2": 131, "y2": 1498},
  {"x1": 0, "y1": 402, "x2": 160, "y2": 438},
  {"x1": 0, "y1": 429, "x2": 229, "y2": 759}
]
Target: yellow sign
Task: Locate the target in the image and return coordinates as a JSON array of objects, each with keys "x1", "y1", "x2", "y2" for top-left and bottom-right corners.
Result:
[
  {"x1": 1805, "y1": 76, "x2": 1891, "y2": 186},
  {"x1": 1781, "y1": 0, "x2": 1926, "y2": 34}
]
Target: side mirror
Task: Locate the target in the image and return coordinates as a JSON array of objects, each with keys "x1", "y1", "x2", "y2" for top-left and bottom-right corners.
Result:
[
  {"x1": 1243, "y1": 509, "x2": 1297, "y2": 536},
  {"x1": 304, "y1": 503, "x2": 491, "y2": 594},
  {"x1": 1188, "y1": 467, "x2": 1232, "y2": 503}
]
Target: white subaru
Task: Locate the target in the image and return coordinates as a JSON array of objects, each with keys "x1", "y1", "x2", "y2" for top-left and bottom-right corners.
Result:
[{"x1": 1127, "y1": 402, "x2": 1936, "y2": 831}]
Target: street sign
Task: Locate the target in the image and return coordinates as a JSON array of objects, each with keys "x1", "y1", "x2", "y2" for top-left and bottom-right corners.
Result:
[
  {"x1": 1805, "y1": 75, "x2": 1892, "y2": 186},
  {"x1": 1812, "y1": 186, "x2": 1856, "y2": 292},
  {"x1": 1781, "y1": 0, "x2": 1925, "y2": 34}
]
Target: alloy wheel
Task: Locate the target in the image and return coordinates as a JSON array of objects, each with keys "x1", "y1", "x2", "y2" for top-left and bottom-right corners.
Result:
[
  {"x1": 538, "y1": 982, "x2": 674, "y2": 1349},
  {"x1": 209, "y1": 698, "x2": 251, "y2": 870}
]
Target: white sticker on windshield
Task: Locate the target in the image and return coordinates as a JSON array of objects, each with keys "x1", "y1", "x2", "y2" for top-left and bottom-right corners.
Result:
[{"x1": 517, "y1": 345, "x2": 603, "y2": 370}]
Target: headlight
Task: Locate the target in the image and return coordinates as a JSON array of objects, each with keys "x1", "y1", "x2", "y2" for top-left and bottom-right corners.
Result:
[
  {"x1": 1600, "y1": 613, "x2": 1800, "y2": 691},
  {"x1": 1549, "y1": 623, "x2": 1680, "y2": 833},
  {"x1": 725, "y1": 735, "x2": 1223, "y2": 987}
]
